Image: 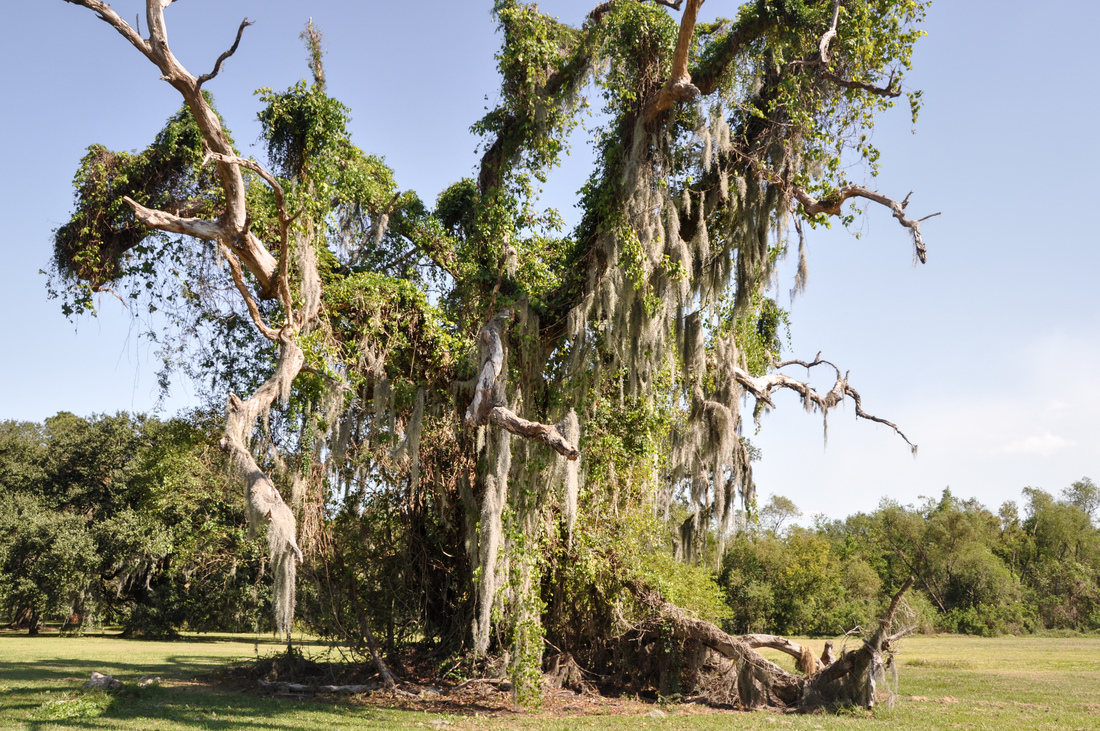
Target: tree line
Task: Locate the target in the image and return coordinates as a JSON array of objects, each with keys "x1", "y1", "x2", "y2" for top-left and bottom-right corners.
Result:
[
  {"x1": 4, "y1": 411, "x2": 1095, "y2": 640},
  {"x1": 722, "y1": 483, "x2": 1100, "y2": 637}
]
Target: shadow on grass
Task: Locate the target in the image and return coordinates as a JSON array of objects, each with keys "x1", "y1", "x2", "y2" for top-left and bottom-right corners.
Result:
[
  {"x1": 4, "y1": 669, "x2": 402, "y2": 731},
  {"x1": 0, "y1": 655, "x2": 251, "y2": 684}
]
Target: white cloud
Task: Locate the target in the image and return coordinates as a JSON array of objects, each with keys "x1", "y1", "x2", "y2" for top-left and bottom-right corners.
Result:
[{"x1": 998, "y1": 432, "x2": 1077, "y2": 457}]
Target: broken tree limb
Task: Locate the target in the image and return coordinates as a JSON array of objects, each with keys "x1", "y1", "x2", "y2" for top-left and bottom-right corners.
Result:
[
  {"x1": 489, "y1": 407, "x2": 580, "y2": 460},
  {"x1": 801, "y1": 576, "x2": 915, "y2": 709},
  {"x1": 631, "y1": 579, "x2": 915, "y2": 710},
  {"x1": 464, "y1": 312, "x2": 580, "y2": 459},
  {"x1": 741, "y1": 634, "x2": 823, "y2": 675}
]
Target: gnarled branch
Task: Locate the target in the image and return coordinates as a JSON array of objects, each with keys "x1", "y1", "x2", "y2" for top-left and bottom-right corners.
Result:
[
  {"x1": 732, "y1": 353, "x2": 917, "y2": 454},
  {"x1": 793, "y1": 185, "x2": 937, "y2": 264},
  {"x1": 465, "y1": 312, "x2": 580, "y2": 459},
  {"x1": 67, "y1": 0, "x2": 281, "y2": 295}
]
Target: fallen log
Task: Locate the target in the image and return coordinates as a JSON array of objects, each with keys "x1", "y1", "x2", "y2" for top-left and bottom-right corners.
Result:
[{"x1": 629, "y1": 576, "x2": 915, "y2": 710}]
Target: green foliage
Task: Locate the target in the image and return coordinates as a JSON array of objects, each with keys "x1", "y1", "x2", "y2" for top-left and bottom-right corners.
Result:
[
  {"x1": 721, "y1": 483, "x2": 1100, "y2": 638},
  {"x1": 257, "y1": 80, "x2": 351, "y2": 182},
  {"x1": 0, "y1": 413, "x2": 270, "y2": 635},
  {"x1": 50, "y1": 99, "x2": 223, "y2": 315}
]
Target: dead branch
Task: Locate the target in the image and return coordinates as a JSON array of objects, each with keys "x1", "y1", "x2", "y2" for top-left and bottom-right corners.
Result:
[
  {"x1": 67, "y1": 0, "x2": 281, "y2": 296},
  {"x1": 489, "y1": 407, "x2": 579, "y2": 460},
  {"x1": 741, "y1": 634, "x2": 823, "y2": 674},
  {"x1": 218, "y1": 243, "x2": 280, "y2": 341},
  {"x1": 731, "y1": 354, "x2": 917, "y2": 454},
  {"x1": 122, "y1": 196, "x2": 223, "y2": 240},
  {"x1": 208, "y1": 152, "x2": 296, "y2": 310},
  {"x1": 197, "y1": 18, "x2": 253, "y2": 88},
  {"x1": 818, "y1": 0, "x2": 841, "y2": 63},
  {"x1": 644, "y1": 0, "x2": 704, "y2": 121}
]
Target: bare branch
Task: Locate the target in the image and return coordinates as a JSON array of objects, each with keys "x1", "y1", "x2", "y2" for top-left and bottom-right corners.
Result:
[
  {"x1": 464, "y1": 315, "x2": 508, "y2": 429},
  {"x1": 219, "y1": 242, "x2": 280, "y2": 342},
  {"x1": 489, "y1": 408, "x2": 579, "y2": 460},
  {"x1": 122, "y1": 196, "x2": 223, "y2": 240},
  {"x1": 208, "y1": 152, "x2": 294, "y2": 308},
  {"x1": 62, "y1": 0, "x2": 152, "y2": 58},
  {"x1": 65, "y1": 0, "x2": 282, "y2": 294},
  {"x1": 881, "y1": 576, "x2": 916, "y2": 634},
  {"x1": 731, "y1": 355, "x2": 917, "y2": 454},
  {"x1": 792, "y1": 184, "x2": 935, "y2": 264},
  {"x1": 644, "y1": 0, "x2": 704, "y2": 121},
  {"x1": 196, "y1": 18, "x2": 253, "y2": 88},
  {"x1": 741, "y1": 634, "x2": 823, "y2": 674}
]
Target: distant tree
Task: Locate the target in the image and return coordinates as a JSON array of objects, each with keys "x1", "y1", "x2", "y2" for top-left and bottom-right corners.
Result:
[
  {"x1": 0, "y1": 413, "x2": 269, "y2": 635},
  {"x1": 1063, "y1": 477, "x2": 1100, "y2": 524},
  {"x1": 760, "y1": 494, "x2": 802, "y2": 535}
]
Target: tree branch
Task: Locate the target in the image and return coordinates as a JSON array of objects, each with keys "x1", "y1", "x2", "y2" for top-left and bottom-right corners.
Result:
[
  {"x1": 122, "y1": 195, "x2": 223, "y2": 240},
  {"x1": 219, "y1": 242, "x2": 280, "y2": 342},
  {"x1": 62, "y1": 0, "x2": 152, "y2": 58},
  {"x1": 66, "y1": 0, "x2": 282, "y2": 294},
  {"x1": 732, "y1": 354, "x2": 917, "y2": 454},
  {"x1": 465, "y1": 312, "x2": 580, "y2": 459},
  {"x1": 208, "y1": 152, "x2": 295, "y2": 309},
  {"x1": 643, "y1": 0, "x2": 704, "y2": 121},
  {"x1": 489, "y1": 407, "x2": 579, "y2": 460},
  {"x1": 819, "y1": 68, "x2": 901, "y2": 98},
  {"x1": 196, "y1": 18, "x2": 253, "y2": 88},
  {"x1": 818, "y1": 0, "x2": 841, "y2": 63},
  {"x1": 792, "y1": 185, "x2": 936, "y2": 264}
]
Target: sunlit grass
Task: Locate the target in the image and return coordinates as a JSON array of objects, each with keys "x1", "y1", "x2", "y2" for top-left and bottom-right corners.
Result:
[{"x1": 2, "y1": 632, "x2": 1099, "y2": 729}]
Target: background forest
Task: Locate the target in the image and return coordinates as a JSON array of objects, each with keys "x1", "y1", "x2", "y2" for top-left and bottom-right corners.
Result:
[{"x1": 3, "y1": 412, "x2": 1097, "y2": 641}]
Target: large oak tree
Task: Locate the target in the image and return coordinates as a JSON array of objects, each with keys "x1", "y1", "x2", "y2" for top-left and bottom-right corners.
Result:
[{"x1": 52, "y1": 0, "x2": 932, "y2": 709}]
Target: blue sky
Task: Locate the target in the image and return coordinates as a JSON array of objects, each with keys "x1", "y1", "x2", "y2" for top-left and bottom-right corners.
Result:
[{"x1": 2, "y1": 1, "x2": 1097, "y2": 519}]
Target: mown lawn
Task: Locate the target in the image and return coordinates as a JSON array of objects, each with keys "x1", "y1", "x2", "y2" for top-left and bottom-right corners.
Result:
[{"x1": 1, "y1": 632, "x2": 1098, "y2": 730}]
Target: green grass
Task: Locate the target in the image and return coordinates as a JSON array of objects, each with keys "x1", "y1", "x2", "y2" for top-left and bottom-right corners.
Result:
[{"x1": 2, "y1": 632, "x2": 1099, "y2": 729}]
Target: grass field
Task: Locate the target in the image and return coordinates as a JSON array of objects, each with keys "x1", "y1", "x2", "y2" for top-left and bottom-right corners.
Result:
[{"x1": 2, "y1": 631, "x2": 1098, "y2": 730}]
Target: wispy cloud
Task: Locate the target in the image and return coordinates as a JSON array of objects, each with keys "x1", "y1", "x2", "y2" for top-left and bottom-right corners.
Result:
[{"x1": 998, "y1": 432, "x2": 1077, "y2": 457}]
